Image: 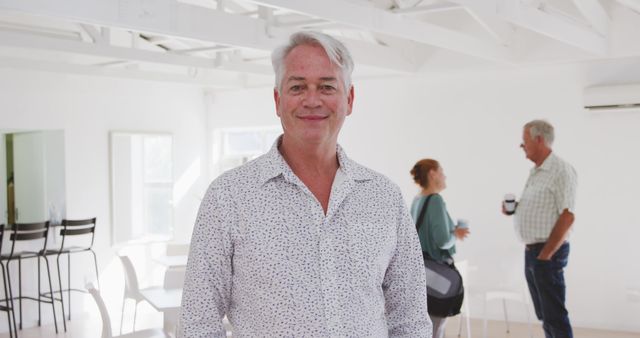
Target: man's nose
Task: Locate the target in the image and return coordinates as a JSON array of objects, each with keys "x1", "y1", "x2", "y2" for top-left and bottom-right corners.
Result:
[{"x1": 302, "y1": 89, "x2": 322, "y2": 108}]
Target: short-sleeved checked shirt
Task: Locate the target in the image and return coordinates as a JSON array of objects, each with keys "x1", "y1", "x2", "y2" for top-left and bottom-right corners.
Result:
[{"x1": 514, "y1": 153, "x2": 577, "y2": 244}]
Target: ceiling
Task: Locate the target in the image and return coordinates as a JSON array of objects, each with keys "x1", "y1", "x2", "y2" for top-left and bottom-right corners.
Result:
[{"x1": 0, "y1": 0, "x2": 639, "y2": 89}]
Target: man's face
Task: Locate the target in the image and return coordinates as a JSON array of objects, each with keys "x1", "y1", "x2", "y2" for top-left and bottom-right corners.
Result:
[
  {"x1": 274, "y1": 44, "x2": 354, "y2": 147},
  {"x1": 520, "y1": 127, "x2": 539, "y2": 162}
]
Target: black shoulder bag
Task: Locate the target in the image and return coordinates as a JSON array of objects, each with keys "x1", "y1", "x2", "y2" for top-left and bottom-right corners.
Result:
[{"x1": 415, "y1": 195, "x2": 464, "y2": 317}]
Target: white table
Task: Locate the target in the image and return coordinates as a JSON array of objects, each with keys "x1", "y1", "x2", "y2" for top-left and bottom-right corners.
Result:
[
  {"x1": 141, "y1": 288, "x2": 183, "y2": 333},
  {"x1": 153, "y1": 255, "x2": 188, "y2": 268}
]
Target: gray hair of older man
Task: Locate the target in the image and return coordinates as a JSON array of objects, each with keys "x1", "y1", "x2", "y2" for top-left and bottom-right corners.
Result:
[
  {"x1": 524, "y1": 119, "x2": 555, "y2": 147},
  {"x1": 271, "y1": 31, "x2": 354, "y2": 94}
]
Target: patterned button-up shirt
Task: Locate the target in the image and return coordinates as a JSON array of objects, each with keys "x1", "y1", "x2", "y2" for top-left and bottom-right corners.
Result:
[
  {"x1": 179, "y1": 139, "x2": 431, "y2": 337},
  {"x1": 514, "y1": 152, "x2": 578, "y2": 244}
]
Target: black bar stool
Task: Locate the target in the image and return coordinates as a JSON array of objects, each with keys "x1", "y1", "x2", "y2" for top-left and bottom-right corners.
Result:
[
  {"x1": 0, "y1": 225, "x2": 18, "y2": 338},
  {"x1": 43, "y1": 217, "x2": 99, "y2": 322},
  {"x1": 3, "y1": 221, "x2": 63, "y2": 333}
]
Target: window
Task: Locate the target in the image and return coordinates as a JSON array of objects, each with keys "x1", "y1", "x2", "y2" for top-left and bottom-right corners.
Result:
[
  {"x1": 111, "y1": 132, "x2": 173, "y2": 244},
  {"x1": 213, "y1": 127, "x2": 281, "y2": 175}
]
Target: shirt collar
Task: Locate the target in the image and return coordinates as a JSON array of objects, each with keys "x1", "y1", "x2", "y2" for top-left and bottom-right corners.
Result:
[
  {"x1": 258, "y1": 135, "x2": 374, "y2": 185},
  {"x1": 532, "y1": 152, "x2": 557, "y2": 173}
]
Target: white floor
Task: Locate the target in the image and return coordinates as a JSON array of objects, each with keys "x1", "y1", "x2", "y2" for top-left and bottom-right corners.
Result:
[{"x1": 1, "y1": 304, "x2": 639, "y2": 338}]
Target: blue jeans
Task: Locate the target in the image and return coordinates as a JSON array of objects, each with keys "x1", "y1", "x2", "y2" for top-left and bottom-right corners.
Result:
[{"x1": 525, "y1": 242, "x2": 572, "y2": 338}]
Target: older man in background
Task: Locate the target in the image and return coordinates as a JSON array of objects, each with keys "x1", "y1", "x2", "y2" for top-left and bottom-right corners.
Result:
[{"x1": 505, "y1": 119, "x2": 577, "y2": 338}]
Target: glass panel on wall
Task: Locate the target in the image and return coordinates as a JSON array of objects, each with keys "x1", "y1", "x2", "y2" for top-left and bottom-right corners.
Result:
[
  {"x1": 111, "y1": 132, "x2": 173, "y2": 244},
  {"x1": 1, "y1": 130, "x2": 66, "y2": 225},
  {"x1": 213, "y1": 126, "x2": 281, "y2": 175}
]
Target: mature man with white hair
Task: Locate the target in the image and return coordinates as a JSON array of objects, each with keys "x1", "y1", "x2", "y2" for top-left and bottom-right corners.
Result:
[
  {"x1": 180, "y1": 31, "x2": 431, "y2": 337},
  {"x1": 504, "y1": 119, "x2": 577, "y2": 338}
]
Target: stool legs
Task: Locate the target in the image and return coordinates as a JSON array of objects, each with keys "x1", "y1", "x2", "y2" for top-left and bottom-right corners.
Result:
[
  {"x1": 53, "y1": 250, "x2": 100, "y2": 323},
  {"x1": 42, "y1": 256, "x2": 63, "y2": 333},
  {"x1": 18, "y1": 258, "x2": 22, "y2": 330},
  {"x1": 1, "y1": 262, "x2": 17, "y2": 338},
  {"x1": 67, "y1": 253, "x2": 71, "y2": 320},
  {"x1": 6, "y1": 256, "x2": 64, "y2": 334},
  {"x1": 37, "y1": 257, "x2": 41, "y2": 327},
  {"x1": 4, "y1": 261, "x2": 17, "y2": 338},
  {"x1": 55, "y1": 254, "x2": 68, "y2": 322}
]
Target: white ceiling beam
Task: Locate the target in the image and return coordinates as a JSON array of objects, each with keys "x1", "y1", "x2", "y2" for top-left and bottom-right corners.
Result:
[
  {"x1": 448, "y1": 0, "x2": 607, "y2": 55},
  {"x1": 464, "y1": 8, "x2": 515, "y2": 45},
  {"x1": 0, "y1": 0, "x2": 278, "y2": 50},
  {"x1": 0, "y1": 29, "x2": 273, "y2": 74},
  {"x1": 392, "y1": 3, "x2": 462, "y2": 14},
  {"x1": 0, "y1": 55, "x2": 248, "y2": 87},
  {"x1": 172, "y1": 45, "x2": 237, "y2": 54},
  {"x1": 572, "y1": 0, "x2": 610, "y2": 36},
  {"x1": 0, "y1": 20, "x2": 80, "y2": 40},
  {"x1": 617, "y1": 0, "x2": 640, "y2": 13},
  {"x1": 79, "y1": 23, "x2": 104, "y2": 43},
  {"x1": 275, "y1": 18, "x2": 329, "y2": 28},
  {"x1": 245, "y1": 0, "x2": 514, "y2": 63},
  {"x1": 0, "y1": 0, "x2": 419, "y2": 72}
]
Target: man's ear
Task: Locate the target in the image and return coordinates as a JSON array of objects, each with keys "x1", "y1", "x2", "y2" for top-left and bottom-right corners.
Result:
[
  {"x1": 274, "y1": 88, "x2": 281, "y2": 117},
  {"x1": 346, "y1": 85, "x2": 355, "y2": 116}
]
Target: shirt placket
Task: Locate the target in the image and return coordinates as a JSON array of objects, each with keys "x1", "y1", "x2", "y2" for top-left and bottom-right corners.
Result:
[
  {"x1": 318, "y1": 214, "x2": 343, "y2": 337},
  {"x1": 321, "y1": 174, "x2": 355, "y2": 337}
]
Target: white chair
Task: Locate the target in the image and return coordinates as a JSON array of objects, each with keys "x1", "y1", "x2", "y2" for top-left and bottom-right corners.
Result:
[
  {"x1": 119, "y1": 255, "x2": 157, "y2": 334},
  {"x1": 455, "y1": 260, "x2": 472, "y2": 338},
  {"x1": 87, "y1": 283, "x2": 167, "y2": 338},
  {"x1": 482, "y1": 288, "x2": 533, "y2": 338},
  {"x1": 163, "y1": 267, "x2": 185, "y2": 290}
]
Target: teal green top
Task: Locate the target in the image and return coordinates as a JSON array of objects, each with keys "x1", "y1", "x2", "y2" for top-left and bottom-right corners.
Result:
[{"x1": 410, "y1": 194, "x2": 456, "y2": 262}]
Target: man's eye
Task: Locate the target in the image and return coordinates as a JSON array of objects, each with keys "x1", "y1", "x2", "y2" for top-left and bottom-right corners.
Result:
[
  {"x1": 320, "y1": 85, "x2": 336, "y2": 92},
  {"x1": 289, "y1": 85, "x2": 303, "y2": 93}
]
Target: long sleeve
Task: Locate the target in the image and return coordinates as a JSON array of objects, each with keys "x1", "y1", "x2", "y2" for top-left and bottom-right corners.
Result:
[
  {"x1": 383, "y1": 190, "x2": 432, "y2": 337},
  {"x1": 179, "y1": 185, "x2": 234, "y2": 338}
]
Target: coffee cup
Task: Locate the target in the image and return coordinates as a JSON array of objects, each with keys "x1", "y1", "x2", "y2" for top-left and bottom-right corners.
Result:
[
  {"x1": 457, "y1": 219, "x2": 469, "y2": 229},
  {"x1": 503, "y1": 193, "x2": 516, "y2": 215}
]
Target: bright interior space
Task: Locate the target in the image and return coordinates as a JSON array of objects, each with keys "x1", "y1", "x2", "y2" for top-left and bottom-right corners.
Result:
[{"x1": 1, "y1": 0, "x2": 640, "y2": 337}]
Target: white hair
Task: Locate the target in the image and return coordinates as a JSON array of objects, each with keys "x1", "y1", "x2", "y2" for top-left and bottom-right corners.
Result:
[
  {"x1": 271, "y1": 31, "x2": 354, "y2": 93},
  {"x1": 525, "y1": 119, "x2": 555, "y2": 147}
]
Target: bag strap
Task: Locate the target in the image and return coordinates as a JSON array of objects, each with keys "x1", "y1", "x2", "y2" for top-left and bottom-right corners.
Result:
[
  {"x1": 415, "y1": 194, "x2": 434, "y2": 232},
  {"x1": 416, "y1": 194, "x2": 456, "y2": 265}
]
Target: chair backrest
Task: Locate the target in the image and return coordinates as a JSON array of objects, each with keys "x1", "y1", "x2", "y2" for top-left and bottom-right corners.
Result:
[
  {"x1": 119, "y1": 255, "x2": 141, "y2": 299},
  {"x1": 163, "y1": 267, "x2": 186, "y2": 289},
  {"x1": 58, "y1": 217, "x2": 97, "y2": 251},
  {"x1": 7, "y1": 221, "x2": 50, "y2": 257},
  {"x1": 87, "y1": 283, "x2": 113, "y2": 338}
]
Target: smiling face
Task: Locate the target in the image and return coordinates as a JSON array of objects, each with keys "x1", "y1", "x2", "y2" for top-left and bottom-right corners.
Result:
[{"x1": 274, "y1": 44, "x2": 354, "y2": 148}]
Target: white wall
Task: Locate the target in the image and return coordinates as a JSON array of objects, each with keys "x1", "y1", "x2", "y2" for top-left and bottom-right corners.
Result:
[
  {"x1": 0, "y1": 69, "x2": 209, "y2": 330},
  {"x1": 206, "y1": 65, "x2": 640, "y2": 332}
]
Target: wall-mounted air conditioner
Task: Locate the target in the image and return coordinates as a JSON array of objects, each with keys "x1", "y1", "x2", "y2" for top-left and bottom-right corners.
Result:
[{"x1": 583, "y1": 84, "x2": 640, "y2": 112}]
